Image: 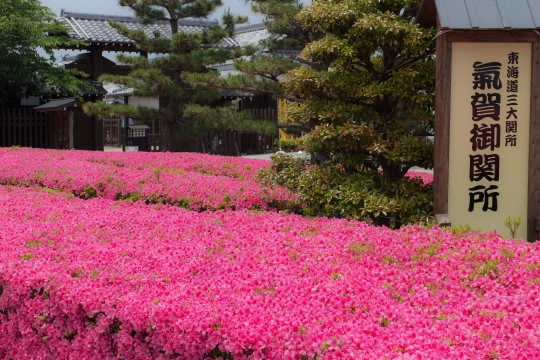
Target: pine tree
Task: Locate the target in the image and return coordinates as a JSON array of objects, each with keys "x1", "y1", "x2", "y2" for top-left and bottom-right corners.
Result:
[
  {"x1": 84, "y1": 0, "x2": 257, "y2": 151},
  {"x1": 183, "y1": 0, "x2": 308, "y2": 101}
]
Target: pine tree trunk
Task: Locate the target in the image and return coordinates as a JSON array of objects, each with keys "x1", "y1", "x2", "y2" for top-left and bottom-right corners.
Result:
[
  {"x1": 159, "y1": 18, "x2": 181, "y2": 152},
  {"x1": 161, "y1": 119, "x2": 176, "y2": 152}
]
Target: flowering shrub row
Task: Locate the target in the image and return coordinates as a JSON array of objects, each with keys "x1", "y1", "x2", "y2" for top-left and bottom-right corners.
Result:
[
  {"x1": 0, "y1": 147, "x2": 299, "y2": 212},
  {"x1": 404, "y1": 170, "x2": 433, "y2": 185},
  {"x1": 0, "y1": 186, "x2": 538, "y2": 359}
]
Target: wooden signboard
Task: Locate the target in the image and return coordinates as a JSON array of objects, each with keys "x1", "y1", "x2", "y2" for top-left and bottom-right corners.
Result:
[
  {"x1": 434, "y1": 30, "x2": 540, "y2": 242},
  {"x1": 448, "y1": 43, "x2": 532, "y2": 240}
]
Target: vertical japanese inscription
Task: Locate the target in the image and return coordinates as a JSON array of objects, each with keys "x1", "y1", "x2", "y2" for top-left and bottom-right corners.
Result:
[
  {"x1": 505, "y1": 52, "x2": 520, "y2": 149},
  {"x1": 449, "y1": 43, "x2": 531, "y2": 239},
  {"x1": 468, "y1": 61, "x2": 502, "y2": 211}
]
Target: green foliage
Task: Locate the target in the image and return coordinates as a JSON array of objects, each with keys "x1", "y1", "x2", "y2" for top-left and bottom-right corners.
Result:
[
  {"x1": 180, "y1": 104, "x2": 277, "y2": 138},
  {"x1": 259, "y1": 154, "x2": 433, "y2": 228},
  {"x1": 449, "y1": 223, "x2": 473, "y2": 236},
  {"x1": 0, "y1": 0, "x2": 88, "y2": 101},
  {"x1": 80, "y1": 185, "x2": 98, "y2": 199},
  {"x1": 206, "y1": 345, "x2": 234, "y2": 359},
  {"x1": 284, "y1": 0, "x2": 436, "y2": 181},
  {"x1": 251, "y1": 0, "x2": 308, "y2": 50},
  {"x1": 19, "y1": 253, "x2": 35, "y2": 260},
  {"x1": 503, "y1": 216, "x2": 522, "y2": 240},
  {"x1": 273, "y1": 138, "x2": 297, "y2": 148}
]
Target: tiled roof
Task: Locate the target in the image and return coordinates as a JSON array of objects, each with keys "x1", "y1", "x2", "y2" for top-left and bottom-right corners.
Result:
[
  {"x1": 233, "y1": 24, "x2": 274, "y2": 47},
  {"x1": 59, "y1": 52, "x2": 116, "y2": 66},
  {"x1": 58, "y1": 10, "x2": 273, "y2": 49},
  {"x1": 42, "y1": 81, "x2": 108, "y2": 97},
  {"x1": 83, "y1": 81, "x2": 108, "y2": 96},
  {"x1": 264, "y1": 49, "x2": 302, "y2": 58},
  {"x1": 59, "y1": 10, "x2": 216, "y2": 45},
  {"x1": 103, "y1": 83, "x2": 133, "y2": 97},
  {"x1": 34, "y1": 98, "x2": 84, "y2": 112},
  {"x1": 418, "y1": 0, "x2": 540, "y2": 29},
  {"x1": 209, "y1": 49, "x2": 302, "y2": 74}
]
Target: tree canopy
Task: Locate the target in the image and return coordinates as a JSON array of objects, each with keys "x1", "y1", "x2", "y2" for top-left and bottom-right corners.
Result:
[
  {"x1": 287, "y1": 0, "x2": 436, "y2": 176},
  {"x1": 0, "y1": 0, "x2": 86, "y2": 101}
]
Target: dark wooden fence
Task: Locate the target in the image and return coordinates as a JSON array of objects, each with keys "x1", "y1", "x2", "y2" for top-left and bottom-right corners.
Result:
[
  {"x1": 176, "y1": 132, "x2": 242, "y2": 156},
  {"x1": 201, "y1": 132, "x2": 242, "y2": 156},
  {"x1": 176, "y1": 130, "x2": 276, "y2": 156},
  {"x1": 0, "y1": 108, "x2": 55, "y2": 148},
  {"x1": 0, "y1": 108, "x2": 103, "y2": 151},
  {"x1": 250, "y1": 108, "x2": 277, "y2": 120}
]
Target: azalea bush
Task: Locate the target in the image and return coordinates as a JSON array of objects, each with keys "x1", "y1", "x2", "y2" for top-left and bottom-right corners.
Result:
[
  {"x1": 0, "y1": 147, "x2": 300, "y2": 212},
  {"x1": 0, "y1": 186, "x2": 538, "y2": 359}
]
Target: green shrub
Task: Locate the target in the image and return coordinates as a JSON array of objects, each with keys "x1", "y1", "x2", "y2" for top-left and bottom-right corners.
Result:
[{"x1": 259, "y1": 153, "x2": 433, "y2": 228}]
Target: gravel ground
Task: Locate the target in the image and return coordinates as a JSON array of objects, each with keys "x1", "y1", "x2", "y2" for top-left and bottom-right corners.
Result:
[{"x1": 242, "y1": 152, "x2": 434, "y2": 174}]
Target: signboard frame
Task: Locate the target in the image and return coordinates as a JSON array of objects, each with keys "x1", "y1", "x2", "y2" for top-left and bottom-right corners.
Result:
[{"x1": 434, "y1": 23, "x2": 540, "y2": 242}]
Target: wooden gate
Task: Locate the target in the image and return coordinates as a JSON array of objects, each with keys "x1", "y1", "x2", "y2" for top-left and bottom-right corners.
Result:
[{"x1": 104, "y1": 119, "x2": 121, "y2": 147}]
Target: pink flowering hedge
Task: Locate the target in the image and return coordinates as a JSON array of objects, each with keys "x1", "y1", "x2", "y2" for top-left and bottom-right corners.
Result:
[
  {"x1": 1, "y1": 186, "x2": 539, "y2": 359},
  {"x1": 0, "y1": 148, "x2": 300, "y2": 212},
  {"x1": 404, "y1": 170, "x2": 433, "y2": 185}
]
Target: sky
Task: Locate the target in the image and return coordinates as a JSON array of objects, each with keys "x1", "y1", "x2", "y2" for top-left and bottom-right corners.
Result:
[
  {"x1": 40, "y1": 0, "x2": 266, "y2": 62},
  {"x1": 41, "y1": 0, "x2": 265, "y2": 24}
]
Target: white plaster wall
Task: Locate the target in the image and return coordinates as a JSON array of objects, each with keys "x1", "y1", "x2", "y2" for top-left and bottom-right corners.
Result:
[{"x1": 129, "y1": 96, "x2": 159, "y2": 109}]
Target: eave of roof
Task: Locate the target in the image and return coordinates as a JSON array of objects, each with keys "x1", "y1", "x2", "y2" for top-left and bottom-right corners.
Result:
[
  {"x1": 417, "y1": 0, "x2": 540, "y2": 30},
  {"x1": 57, "y1": 10, "x2": 272, "y2": 51},
  {"x1": 34, "y1": 98, "x2": 84, "y2": 112}
]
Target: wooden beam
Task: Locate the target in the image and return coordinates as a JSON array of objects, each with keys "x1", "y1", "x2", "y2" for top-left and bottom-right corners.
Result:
[
  {"x1": 446, "y1": 30, "x2": 539, "y2": 43},
  {"x1": 91, "y1": 44, "x2": 103, "y2": 81},
  {"x1": 528, "y1": 41, "x2": 540, "y2": 242},
  {"x1": 434, "y1": 18, "x2": 452, "y2": 216}
]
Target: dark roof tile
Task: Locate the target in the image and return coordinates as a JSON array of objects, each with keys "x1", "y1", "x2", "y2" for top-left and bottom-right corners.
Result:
[{"x1": 58, "y1": 10, "x2": 272, "y2": 48}]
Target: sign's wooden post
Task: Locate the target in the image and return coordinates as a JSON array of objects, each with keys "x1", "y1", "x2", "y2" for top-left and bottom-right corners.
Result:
[
  {"x1": 434, "y1": 18, "x2": 452, "y2": 223},
  {"x1": 417, "y1": 0, "x2": 540, "y2": 242},
  {"x1": 528, "y1": 41, "x2": 540, "y2": 242}
]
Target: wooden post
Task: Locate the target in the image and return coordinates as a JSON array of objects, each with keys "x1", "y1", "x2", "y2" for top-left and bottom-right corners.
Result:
[
  {"x1": 528, "y1": 41, "x2": 540, "y2": 242},
  {"x1": 91, "y1": 44, "x2": 103, "y2": 81},
  {"x1": 38, "y1": 112, "x2": 42, "y2": 148},
  {"x1": 68, "y1": 109, "x2": 74, "y2": 149},
  {"x1": 7, "y1": 108, "x2": 12, "y2": 146},
  {"x1": 23, "y1": 108, "x2": 28, "y2": 147},
  {"x1": 434, "y1": 20, "x2": 452, "y2": 218},
  {"x1": 1, "y1": 108, "x2": 5, "y2": 147},
  {"x1": 17, "y1": 108, "x2": 21, "y2": 146}
]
